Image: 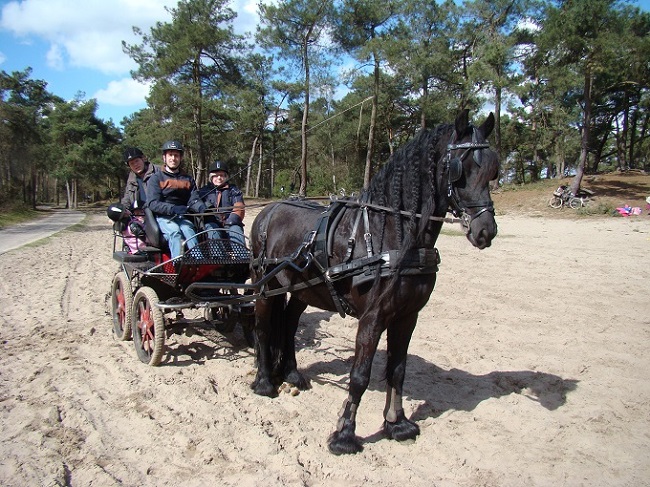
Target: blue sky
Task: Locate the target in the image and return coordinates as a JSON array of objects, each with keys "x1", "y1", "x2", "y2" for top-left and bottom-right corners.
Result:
[
  {"x1": 1, "y1": 0, "x2": 649, "y2": 127},
  {"x1": 0, "y1": 0, "x2": 260, "y2": 126}
]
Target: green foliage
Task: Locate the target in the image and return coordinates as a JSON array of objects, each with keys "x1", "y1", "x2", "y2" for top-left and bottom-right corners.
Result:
[
  {"x1": 0, "y1": 203, "x2": 40, "y2": 229},
  {"x1": 3, "y1": 0, "x2": 650, "y2": 206}
]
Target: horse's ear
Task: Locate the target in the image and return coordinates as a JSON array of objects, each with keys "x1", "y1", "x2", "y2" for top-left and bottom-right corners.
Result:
[
  {"x1": 455, "y1": 109, "x2": 470, "y2": 135},
  {"x1": 479, "y1": 112, "x2": 495, "y2": 138}
]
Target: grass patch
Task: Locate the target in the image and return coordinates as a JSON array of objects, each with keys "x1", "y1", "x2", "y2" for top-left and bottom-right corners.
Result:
[{"x1": 0, "y1": 205, "x2": 42, "y2": 229}]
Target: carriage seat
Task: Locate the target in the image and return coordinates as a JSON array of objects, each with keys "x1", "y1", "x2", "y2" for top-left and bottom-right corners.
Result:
[{"x1": 144, "y1": 207, "x2": 166, "y2": 250}]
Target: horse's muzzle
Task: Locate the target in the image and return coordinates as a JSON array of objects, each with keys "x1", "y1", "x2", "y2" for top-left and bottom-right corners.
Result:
[{"x1": 466, "y1": 216, "x2": 498, "y2": 249}]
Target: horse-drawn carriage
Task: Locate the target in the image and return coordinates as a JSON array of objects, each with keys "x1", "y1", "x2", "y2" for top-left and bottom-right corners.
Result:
[
  {"x1": 108, "y1": 109, "x2": 500, "y2": 454},
  {"x1": 109, "y1": 207, "x2": 256, "y2": 366}
]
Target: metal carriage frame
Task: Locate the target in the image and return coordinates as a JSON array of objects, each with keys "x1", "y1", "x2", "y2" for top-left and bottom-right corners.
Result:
[{"x1": 109, "y1": 209, "x2": 256, "y2": 366}]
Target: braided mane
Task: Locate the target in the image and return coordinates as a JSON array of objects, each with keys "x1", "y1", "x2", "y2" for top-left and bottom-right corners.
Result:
[{"x1": 364, "y1": 123, "x2": 452, "y2": 254}]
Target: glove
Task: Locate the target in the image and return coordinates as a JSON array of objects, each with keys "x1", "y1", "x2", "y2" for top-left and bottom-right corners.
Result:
[
  {"x1": 171, "y1": 205, "x2": 188, "y2": 216},
  {"x1": 226, "y1": 214, "x2": 242, "y2": 227}
]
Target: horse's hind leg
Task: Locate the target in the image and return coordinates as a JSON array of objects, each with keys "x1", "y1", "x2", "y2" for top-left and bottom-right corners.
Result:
[
  {"x1": 280, "y1": 296, "x2": 310, "y2": 390},
  {"x1": 383, "y1": 312, "x2": 420, "y2": 441}
]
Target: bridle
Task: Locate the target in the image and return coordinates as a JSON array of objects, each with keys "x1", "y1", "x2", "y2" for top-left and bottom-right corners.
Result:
[{"x1": 445, "y1": 127, "x2": 494, "y2": 230}]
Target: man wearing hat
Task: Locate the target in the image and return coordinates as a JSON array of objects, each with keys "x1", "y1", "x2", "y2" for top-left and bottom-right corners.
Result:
[
  {"x1": 146, "y1": 140, "x2": 206, "y2": 259},
  {"x1": 106, "y1": 147, "x2": 159, "y2": 254},
  {"x1": 121, "y1": 147, "x2": 159, "y2": 209},
  {"x1": 199, "y1": 160, "x2": 246, "y2": 247}
]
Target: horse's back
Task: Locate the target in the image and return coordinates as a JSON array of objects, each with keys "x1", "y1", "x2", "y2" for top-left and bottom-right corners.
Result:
[{"x1": 250, "y1": 200, "x2": 327, "y2": 256}]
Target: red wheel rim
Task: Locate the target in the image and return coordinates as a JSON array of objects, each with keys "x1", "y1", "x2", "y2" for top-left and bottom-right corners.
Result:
[
  {"x1": 115, "y1": 282, "x2": 126, "y2": 327},
  {"x1": 137, "y1": 300, "x2": 155, "y2": 354}
]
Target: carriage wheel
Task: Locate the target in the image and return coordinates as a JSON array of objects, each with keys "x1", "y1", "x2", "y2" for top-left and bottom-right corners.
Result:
[
  {"x1": 569, "y1": 197, "x2": 582, "y2": 209},
  {"x1": 132, "y1": 287, "x2": 165, "y2": 366},
  {"x1": 111, "y1": 272, "x2": 133, "y2": 341},
  {"x1": 548, "y1": 196, "x2": 563, "y2": 209}
]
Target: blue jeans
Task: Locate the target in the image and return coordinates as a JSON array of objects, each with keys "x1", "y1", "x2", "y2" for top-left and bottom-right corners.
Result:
[
  {"x1": 205, "y1": 222, "x2": 246, "y2": 247},
  {"x1": 156, "y1": 215, "x2": 199, "y2": 258}
]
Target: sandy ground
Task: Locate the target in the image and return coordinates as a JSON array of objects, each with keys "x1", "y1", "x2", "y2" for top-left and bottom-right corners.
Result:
[{"x1": 0, "y1": 208, "x2": 649, "y2": 487}]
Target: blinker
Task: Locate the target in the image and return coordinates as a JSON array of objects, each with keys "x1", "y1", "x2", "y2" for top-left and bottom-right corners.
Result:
[{"x1": 449, "y1": 157, "x2": 463, "y2": 183}]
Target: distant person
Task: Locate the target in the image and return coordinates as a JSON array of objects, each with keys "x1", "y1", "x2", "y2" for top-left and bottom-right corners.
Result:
[
  {"x1": 199, "y1": 160, "x2": 246, "y2": 247},
  {"x1": 146, "y1": 140, "x2": 206, "y2": 259}
]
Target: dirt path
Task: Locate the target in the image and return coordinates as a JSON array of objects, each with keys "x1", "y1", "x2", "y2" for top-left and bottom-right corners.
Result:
[
  {"x1": 0, "y1": 211, "x2": 648, "y2": 486},
  {"x1": 0, "y1": 209, "x2": 85, "y2": 255}
]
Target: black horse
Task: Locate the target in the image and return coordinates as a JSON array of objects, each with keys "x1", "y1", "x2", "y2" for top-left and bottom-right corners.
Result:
[{"x1": 249, "y1": 109, "x2": 499, "y2": 454}]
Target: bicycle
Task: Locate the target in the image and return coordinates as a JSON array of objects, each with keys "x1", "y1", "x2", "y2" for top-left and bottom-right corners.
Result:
[{"x1": 549, "y1": 185, "x2": 589, "y2": 209}]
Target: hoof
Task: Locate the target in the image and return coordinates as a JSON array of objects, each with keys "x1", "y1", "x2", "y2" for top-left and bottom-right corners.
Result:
[
  {"x1": 383, "y1": 417, "x2": 420, "y2": 441},
  {"x1": 285, "y1": 370, "x2": 310, "y2": 391},
  {"x1": 327, "y1": 431, "x2": 363, "y2": 455},
  {"x1": 251, "y1": 377, "x2": 277, "y2": 398}
]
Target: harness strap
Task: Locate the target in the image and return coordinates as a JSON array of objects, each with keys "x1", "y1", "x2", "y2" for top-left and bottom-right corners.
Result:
[
  {"x1": 311, "y1": 253, "x2": 349, "y2": 318},
  {"x1": 344, "y1": 207, "x2": 364, "y2": 262},
  {"x1": 362, "y1": 206, "x2": 373, "y2": 258}
]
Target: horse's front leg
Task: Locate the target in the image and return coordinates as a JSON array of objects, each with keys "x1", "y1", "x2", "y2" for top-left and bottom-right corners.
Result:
[
  {"x1": 251, "y1": 295, "x2": 278, "y2": 397},
  {"x1": 280, "y1": 296, "x2": 310, "y2": 390},
  {"x1": 383, "y1": 312, "x2": 420, "y2": 441},
  {"x1": 328, "y1": 317, "x2": 383, "y2": 455}
]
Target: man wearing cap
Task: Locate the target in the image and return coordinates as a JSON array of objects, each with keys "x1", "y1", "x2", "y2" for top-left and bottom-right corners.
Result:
[
  {"x1": 106, "y1": 147, "x2": 159, "y2": 254},
  {"x1": 146, "y1": 140, "x2": 206, "y2": 259},
  {"x1": 121, "y1": 147, "x2": 158, "y2": 210},
  {"x1": 199, "y1": 160, "x2": 246, "y2": 247}
]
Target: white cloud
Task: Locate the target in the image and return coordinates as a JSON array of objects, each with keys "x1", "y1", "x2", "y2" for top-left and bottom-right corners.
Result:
[
  {"x1": 1, "y1": 0, "x2": 261, "y2": 74},
  {"x1": 93, "y1": 77, "x2": 151, "y2": 107},
  {"x1": 0, "y1": 0, "x2": 261, "y2": 117},
  {"x1": 0, "y1": 51, "x2": 6, "y2": 65},
  {"x1": 45, "y1": 43, "x2": 64, "y2": 70},
  {"x1": 0, "y1": 0, "x2": 174, "y2": 74}
]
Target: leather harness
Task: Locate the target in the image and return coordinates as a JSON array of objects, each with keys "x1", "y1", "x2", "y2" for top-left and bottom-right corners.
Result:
[{"x1": 251, "y1": 199, "x2": 440, "y2": 318}]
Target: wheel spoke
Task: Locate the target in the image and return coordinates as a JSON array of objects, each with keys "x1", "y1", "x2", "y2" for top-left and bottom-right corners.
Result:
[
  {"x1": 116, "y1": 285, "x2": 126, "y2": 325},
  {"x1": 111, "y1": 272, "x2": 133, "y2": 341},
  {"x1": 132, "y1": 287, "x2": 165, "y2": 365}
]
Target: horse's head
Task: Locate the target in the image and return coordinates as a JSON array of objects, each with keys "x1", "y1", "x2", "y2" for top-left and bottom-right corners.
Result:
[{"x1": 445, "y1": 109, "x2": 499, "y2": 249}]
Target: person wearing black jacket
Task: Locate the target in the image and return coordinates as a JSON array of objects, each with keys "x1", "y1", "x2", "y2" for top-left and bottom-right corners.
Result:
[
  {"x1": 199, "y1": 160, "x2": 246, "y2": 247},
  {"x1": 121, "y1": 147, "x2": 158, "y2": 210},
  {"x1": 146, "y1": 140, "x2": 206, "y2": 258}
]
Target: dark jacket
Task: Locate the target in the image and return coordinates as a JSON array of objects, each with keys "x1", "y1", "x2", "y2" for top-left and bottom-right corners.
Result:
[
  {"x1": 198, "y1": 182, "x2": 245, "y2": 227},
  {"x1": 121, "y1": 162, "x2": 159, "y2": 209},
  {"x1": 146, "y1": 169, "x2": 206, "y2": 216}
]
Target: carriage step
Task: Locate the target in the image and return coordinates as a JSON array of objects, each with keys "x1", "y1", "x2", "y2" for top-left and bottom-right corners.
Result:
[{"x1": 113, "y1": 251, "x2": 150, "y2": 263}]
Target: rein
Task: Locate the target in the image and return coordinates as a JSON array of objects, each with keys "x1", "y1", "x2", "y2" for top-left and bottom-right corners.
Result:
[{"x1": 331, "y1": 198, "x2": 463, "y2": 224}]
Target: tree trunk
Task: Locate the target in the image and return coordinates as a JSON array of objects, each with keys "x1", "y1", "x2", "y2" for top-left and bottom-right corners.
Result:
[
  {"x1": 364, "y1": 53, "x2": 380, "y2": 190},
  {"x1": 421, "y1": 74, "x2": 428, "y2": 130},
  {"x1": 491, "y1": 86, "x2": 502, "y2": 190},
  {"x1": 356, "y1": 102, "x2": 364, "y2": 172},
  {"x1": 246, "y1": 135, "x2": 258, "y2": 197},
  {"x1": 571, "y1": 69, "x2": 592, "y2": 196},
  {"x1": 299, "y1": 37, "x2": 310, "y2": 197},
  {"x1": 65, "y1": 180, "x2": 72, "y2": 209},
  {"x1": 621, "y1": 91, "x2": 630, "y2": 169},
  {"x1": 193, "y1": 60, "x2": 206, "y2": 187},
  {"x1": 31, "y1": 169, "x2": 37, "y2": 209},
  {"x1": 256, "y1": 139, "x2": 263, "y2": 198}
]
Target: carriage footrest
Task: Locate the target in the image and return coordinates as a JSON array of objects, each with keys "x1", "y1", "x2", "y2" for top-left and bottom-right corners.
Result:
[{"x1": 113, "y1": 251, "x2": 150, "y2": 263}]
